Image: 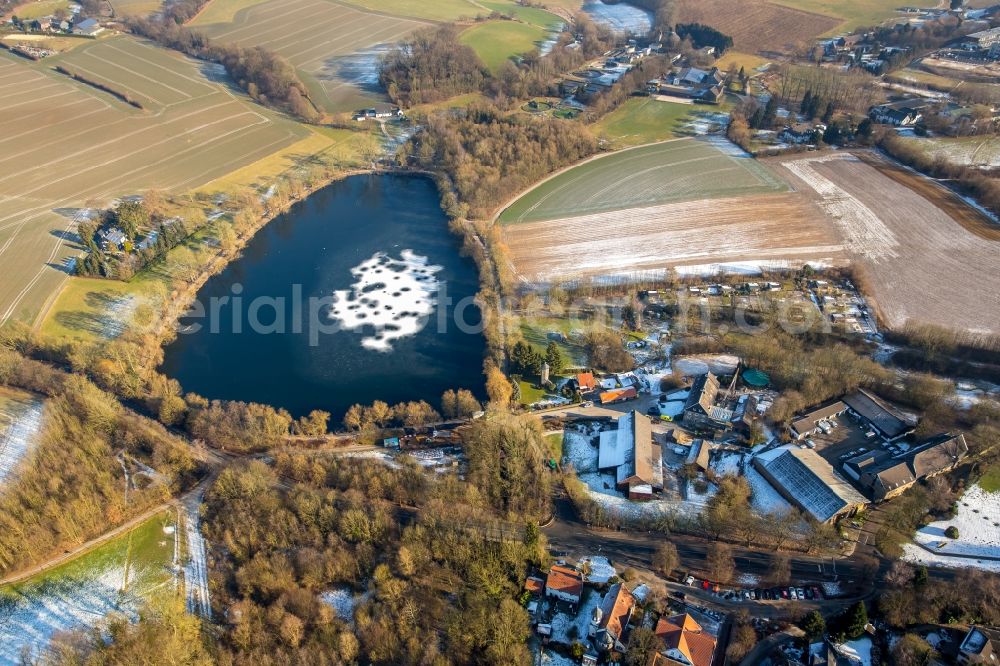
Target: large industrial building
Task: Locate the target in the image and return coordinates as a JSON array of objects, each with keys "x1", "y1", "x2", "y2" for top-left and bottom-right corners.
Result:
[
  {"x1": 598, "y1": 411, "x2": 663, "y2": 500},
  {"x1": 753, "y1": 445, "x2": 868, "y2": 523}
]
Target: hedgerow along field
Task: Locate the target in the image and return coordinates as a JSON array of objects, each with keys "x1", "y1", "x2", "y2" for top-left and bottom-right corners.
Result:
[
  {"x1": 498, "y1": 137, "x2": 788, "y2": 224},
  {"x1": 0, "y1": 36, "x2": 311, "y2": 328},
  {"x1": 191, "y1": 0, "x2": 427, "y2": 113}
]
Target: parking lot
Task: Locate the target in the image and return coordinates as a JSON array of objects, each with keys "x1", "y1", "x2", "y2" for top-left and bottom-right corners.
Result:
[{"x1": 807, "y1": 413, "x2": 876, "y2": 471}]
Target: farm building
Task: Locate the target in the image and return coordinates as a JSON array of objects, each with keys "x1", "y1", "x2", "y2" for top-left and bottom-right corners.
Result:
[
  {"x1": 791, "y1": 389, "x2": 911, "y2": 441},
  {"x1": 753, "y1": 445, "x2": 867, "y2": 523},
  {"x1": 842, "y1": 389, "x2": 911, "y2": 441},
  {"x1": 869, "y1": 100, "x2": 927, "y2": 127},
  {"x1": 962, "y1": 26, "x2": 1000, "y2": 50},
  {"x1": 589, "y1": 583, "x2": 636, "y2": 654},
  {"x1": 600, "y1": 387, "x2": 637, "y2": 405},
  {"x1": 545, "y1": 565, "x2": 584, "y2": 605},
  {"x1": 598, "y1": 411, "x2": 662, "y2": 499},
  {"x1": 650, "y1": 66, "x2": 724, "y2": 103},
  {"x1": 682, "y1": 373, "x2": 734, "y2": 432},
  {"x1": 72, "y1": 18, "x2": 103, "y2": 36},
  {"x1": 846, "y1": 433, "x2": 969, "y2": 501},
  {"x1": 650, "y1": 614, "x2": 717, "y2": 666}
]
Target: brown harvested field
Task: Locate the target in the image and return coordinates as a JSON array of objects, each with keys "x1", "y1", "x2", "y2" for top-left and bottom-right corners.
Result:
[
  {"x1": 675, "y1": 0, "x2": 840, "y2": 53},
  {"x1": 502, "y1": 193, "x2": 846, "y2": 282},
  {"x1": 0, "y1": 37, "x2": 309, "y2": 325},
  {"x1": 773, "y1": 151, "x2": 1000, "y2": 335},
  {"x1": 192, "y1": 0, "x2": 426, "y2": 113}
]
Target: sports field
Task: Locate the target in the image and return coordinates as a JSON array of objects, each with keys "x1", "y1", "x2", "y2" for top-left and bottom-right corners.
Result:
[
  {"x1": 499, "y1": 137, "x2": 788, "y2": 224},
  {"x1": 192, "y1": 0, "x2": 426, "y2": 113},
  {"x1": 460, "y1": 20, "x2": 549, "y2": 72},
  {"x1": 0, "y1": 36, "x2": 310, "y2": 327}
]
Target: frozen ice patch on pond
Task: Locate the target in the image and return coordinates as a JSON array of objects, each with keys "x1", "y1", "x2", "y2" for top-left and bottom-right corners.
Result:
[{"x1": 328, "y1": 250, "x2": 442, "y2": 352}]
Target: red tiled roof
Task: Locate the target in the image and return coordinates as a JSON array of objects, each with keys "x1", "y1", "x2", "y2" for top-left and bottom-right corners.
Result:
[
  {"x1": 546, "y1": 565, "x2": 583, "y2": 599},
  {"x1": 600, "y1": 387, "x2": 637, "y2": 404},
  {"x1": 655, "y1": 614, "x2": 717, "y2": 666},
  {"x1": 524, "y1": 576, "x2": 545, "y2": 595},
  {"x1": 577, "y1": 372, "x2": 598, "y2": 391}
]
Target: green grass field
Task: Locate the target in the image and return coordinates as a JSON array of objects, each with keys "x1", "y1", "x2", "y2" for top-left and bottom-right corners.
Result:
[
  {"x1": 980, "y1": 464, "x2": 1000, "y2": 493},
  {"x1": 10, "y1": 0, "x2": 68, "y2": 18},
  {"x1": 0, "y1": 511, "x2": 177, "y2": 661},
  {"x1": 478, "y1": 0, "x2": 562, "y2": 27},
  {"x1": 769, "y1": 0, "x2": 936, "y2": 31},
  {"x1": 591, "y1": 97, "x2": 726, "y2": 147},
  {"x1": 499, "y1": 137, "x2": 787, "y2": 224},
  {"x1": 460, "y1": 20, "x2": 548, "y2": 72},
  {"x1": 888, "y1": 67, "x2": 963, "y2": 92},
  {"x1": 899, "y1": 135, "x2": 1000, "y2": 168},
  {"x1": 187, "y1": 0, "x2": 271, "y2": 24}
]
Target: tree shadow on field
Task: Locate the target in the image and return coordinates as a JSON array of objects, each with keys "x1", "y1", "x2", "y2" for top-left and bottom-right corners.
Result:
[
  {"x1": 49, "y1": 228, "x2": 85, "y2": 252},
  {"x1": 84, "y1": 290, "x2": 123, "y2": 310},
  {"x1": 54, "y1": 310, "x2": 112, "y2": 336}
]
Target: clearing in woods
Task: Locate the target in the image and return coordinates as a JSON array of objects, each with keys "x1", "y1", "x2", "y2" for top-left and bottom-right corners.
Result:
[
  {"x1": 590, "y1": 97, "x2": 731, "y2": 147},
  {"x1": 0, "y1": 389, "x2": 44, "y2": 488},
  {"x1": 460, "y1": 20, "x2": 550, "y2": 72},
  {"x1": 0, "y1": 36, "x2": 311, "y2": 327},
  {"x1": 774, "y1": 151, "x2": 1000, "y2": 334},
  {"x1": 675, "y1": 0, "x2": 840, "y2": 53},
  {"x1": 191, "y1": 0, "x2": 426, "y2": 113},
  {"x1": 498, "y1": 137, "x2": 788, "y2": 224},
  {"x1": 0, "y1": 511, "x2": 177, "y2": 662}
]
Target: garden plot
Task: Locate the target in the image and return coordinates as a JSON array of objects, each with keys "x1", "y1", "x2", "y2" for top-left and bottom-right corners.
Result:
[
  {"x1": 911, "y1": 484, "x2": 1000, "y2": 559},
  {"x1": 0, "y1": 390, "x2": 44, "y2": 487},
  {"x1": 0, "y1": 512, "x2": 176, "y2": 663},
  {"x1": 549, "y1": 587, "x2": 601, "y2": 645}
]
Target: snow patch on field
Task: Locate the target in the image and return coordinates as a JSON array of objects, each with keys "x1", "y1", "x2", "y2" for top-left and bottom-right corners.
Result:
[
  {"x1": 579, "y1": 555, "x2": 616, "y2": 584},
  {"x1": 783, "y1": 155, "x2": 899, "y2": 262},
  {"x1": 0, "y1": 394, "x2": 44, "y2": 487},
  {"x1": 902, "y1": 544, "x2": 1000, "y2": 573},
  {"x1": 834, "y1": 636, "x2": 873, "y2": 666},
  {"x1": 911, "y1": 484, "x2": 1000, "y2": 558},
  {"x1": 328, "y1": 250, "x2": 442, "y2": 352}
]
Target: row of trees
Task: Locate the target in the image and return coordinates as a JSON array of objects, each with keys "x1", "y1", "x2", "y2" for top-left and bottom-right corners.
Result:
[{"x1": 127, "y1": 17, "x2": 318, "y2": 121}]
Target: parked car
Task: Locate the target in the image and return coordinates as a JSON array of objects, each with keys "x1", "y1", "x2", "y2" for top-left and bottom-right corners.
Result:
[
  {"x1": 781, "y1": 589, "x2": 790, "y2": 599},
  {"x1": 796, "y1": 587, "x2": 805, "y2": 599}
]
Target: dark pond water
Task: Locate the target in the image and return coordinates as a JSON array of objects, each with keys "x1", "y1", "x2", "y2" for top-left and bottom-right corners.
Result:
[{"x1": 160, "y1": 175, "x2": 485, "y2": 420}]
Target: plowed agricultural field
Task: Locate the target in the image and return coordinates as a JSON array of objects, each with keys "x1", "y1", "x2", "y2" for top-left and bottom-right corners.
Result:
[
  {"x1": 0, "y1": 37, "x2": 309, "y2": 326},
  {"x1": 675, "y1": 0, "x2": 839, "y2": 53},
  {"x1": 499, "y1": 138, "x2": 788, "y2": 224},
  {"x1": 503, "y1": 193, "x2": 845, "y2": 282},
  {"x1": 192, "y1": 0, "x2": 426, "y2": 112},
  {"x1": 775, "y1": 152, "x2": 1000, "y2": 334}
]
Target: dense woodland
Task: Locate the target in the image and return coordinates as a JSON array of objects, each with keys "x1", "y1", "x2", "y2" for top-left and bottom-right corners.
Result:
[
  {"x1": 400, "y1": 103, "x2": 598, "y2": 219},
  {"x1": 0, "y1": 348, "x2": 198, "y2": 575}
]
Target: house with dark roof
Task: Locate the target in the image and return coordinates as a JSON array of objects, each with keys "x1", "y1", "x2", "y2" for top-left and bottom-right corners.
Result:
[
  {"x1": 683, "y1": 373, "x2": 734, "y2": 432},
  {"x1": 849, "y1": 433, "x2": 969, "y2": 501},
  {"x1": 649, "y1": 614, "x2": 717, "y2": 666},
  {"x1": 843, "y1": 389, "x2": 911, "y2": 441},
  {"x1": 869, "y1": 100, "x2": 927, "y2": 126},
  {"x1": 598, "y1": 411, "x2": 662, "y2": 499},
  {"x1": 650, "y1": 66, "x2": 725, "y2": 104},
  {"x1": 589, "y1": 583, "x2": 636, "y2": 653},
  {"x1": 959, "y1": 626, "x2": 997, "y2": 666},
  {"x1": 790, "y1": 400, "x2": 848, "y2": 440}
]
